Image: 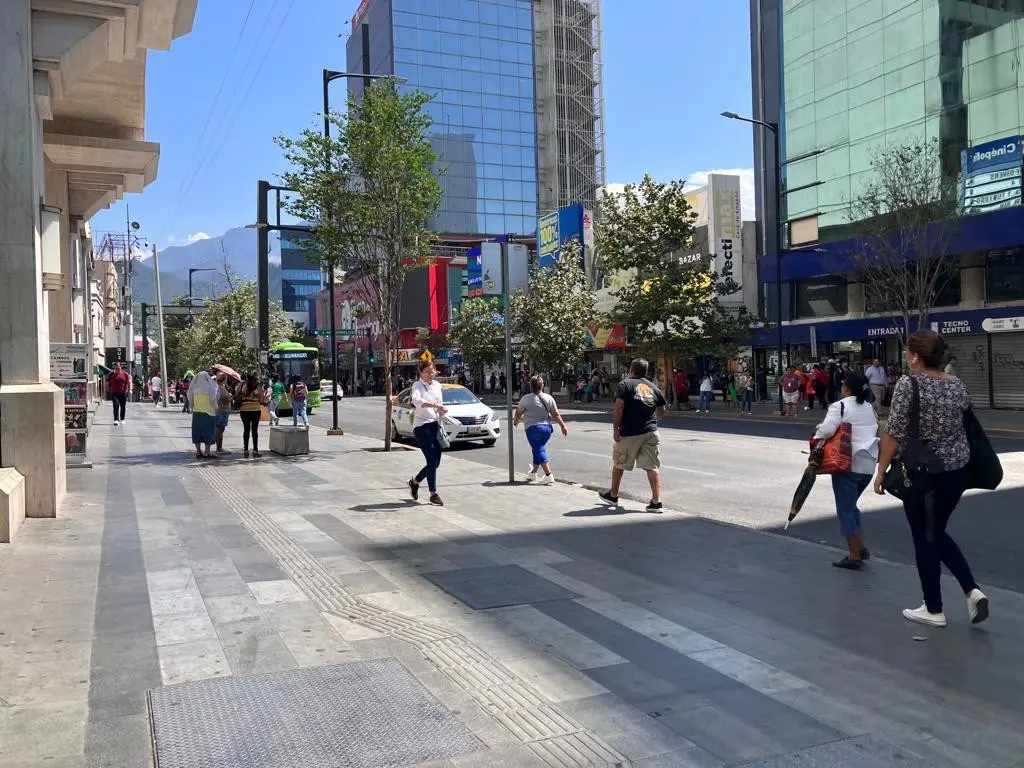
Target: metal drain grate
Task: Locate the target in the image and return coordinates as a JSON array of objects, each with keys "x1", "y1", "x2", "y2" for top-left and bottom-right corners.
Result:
[{"x1": 148, "y1": 659, "x2": 482, "y2": 768}]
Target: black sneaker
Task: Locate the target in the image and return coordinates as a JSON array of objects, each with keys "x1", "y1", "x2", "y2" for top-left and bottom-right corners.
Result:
[
  {"x1": 408, "y1": 478, "x2": 419, "y2": 501},
  {"x1": 860, "y1": 548, "x2": 871, "y2": 561},
  {"x1": 832, "y1": 557, "x2": 864, "y2": 570},
  {"x1": 429, "y1": 493, "x2": 444, "y2": 506},
  {"x1": 599, "y1": 490, "x2": 619, "y2": 506},
  {"x1": 646, "y1": 500, "x2": 664, "y2": 513}
]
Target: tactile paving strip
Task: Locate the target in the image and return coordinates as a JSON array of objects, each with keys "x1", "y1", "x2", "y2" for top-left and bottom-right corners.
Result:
[{"x1": 148, "y1": 659, "x2": 481, "y2": 768}]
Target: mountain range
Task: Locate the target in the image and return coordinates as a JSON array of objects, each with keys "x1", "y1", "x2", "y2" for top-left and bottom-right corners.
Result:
[{"x1": 130, "y1": 227, "x2": 283, "y2": 305}]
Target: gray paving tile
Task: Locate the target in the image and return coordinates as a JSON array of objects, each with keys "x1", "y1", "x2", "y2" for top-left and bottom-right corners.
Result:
[
  {"x1": 656, "y1": 704, "x2": 786, "y2": 764},
  {"x1": 216, "y1": 619, "x2": 297, "y2": 677},
  {"x1": 580, "y1": 662, "x2": 681, "y2": 705},
  {"x1": 159, "y1": 476, "x2": 193, "y2": 507},
  {"x1": 333, "y1": 569, "x2": 398, "y2": 595},
  {"x1": 559, "y1": 693, "x2": 698, "y2": 761},
  {"x1": 304, "y1": 513, "x2": 400, "y2": 559},
  {"x1": 700, "y1": 685, "x2": 841, "y2": 752},
  {"x1": 83, "y1": 714, "x2": 153, "y2": 768},
  {"x1": 423, "y1": 564, "x2": 580, "y2": 609},
  {"x1": 743, "y1": 734, "x2": 934, "y2": 767},
  {"x1": 633, "y1": 746, "x2": 724, "y2": 768}
]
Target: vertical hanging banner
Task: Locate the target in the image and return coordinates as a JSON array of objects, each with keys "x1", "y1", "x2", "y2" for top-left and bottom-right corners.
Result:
[
  {"x1": 50, "y1": 343, "x2": 89, "y2": 462},
  {"x1": 706, "y1": 173, "x2": 744, "y2": 305}
]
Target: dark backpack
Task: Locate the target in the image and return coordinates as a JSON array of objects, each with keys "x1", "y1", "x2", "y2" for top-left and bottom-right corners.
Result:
[{"x1": 293, "y1": 382, "x2": 308, "y2": 401}]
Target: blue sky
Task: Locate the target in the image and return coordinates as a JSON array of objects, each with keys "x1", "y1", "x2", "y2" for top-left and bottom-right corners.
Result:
[{"x1": 91, "y1": 0, "x2": 754, "y2": 247}]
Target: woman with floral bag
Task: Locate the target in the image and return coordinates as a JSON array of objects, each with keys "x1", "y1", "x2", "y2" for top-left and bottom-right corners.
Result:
[{"x1": 812, "y1": 372, "x2": 879, "y2": 569}]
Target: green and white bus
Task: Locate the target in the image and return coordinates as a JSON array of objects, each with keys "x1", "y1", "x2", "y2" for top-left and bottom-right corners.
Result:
[{"x1": 267, "y1": 342, "x2": 322, "y2": 414}]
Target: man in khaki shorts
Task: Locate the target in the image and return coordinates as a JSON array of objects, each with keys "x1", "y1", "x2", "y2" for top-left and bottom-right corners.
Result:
[{"x1": 599, "y1": 358, "x2": 667, "y2": 512}]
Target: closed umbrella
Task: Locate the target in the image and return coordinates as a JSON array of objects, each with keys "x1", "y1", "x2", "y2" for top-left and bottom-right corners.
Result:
[{"x1": 785, "y1": 449, "x2": 823, "y2": 531}]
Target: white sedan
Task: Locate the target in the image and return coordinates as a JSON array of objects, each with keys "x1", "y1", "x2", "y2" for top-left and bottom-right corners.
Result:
[
  {"x1": 391, "y1": 384, "x2": 500, "y2": 447},
  {"x1": 321, "y1": 381, "x2": 343, "y2": 400}
]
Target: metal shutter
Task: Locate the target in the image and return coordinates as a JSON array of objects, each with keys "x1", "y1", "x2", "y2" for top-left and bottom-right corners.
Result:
[
  {"x1": 944, "y1": 334, "x2": 991, "y2": 408},
  {"x1": 991, "y1": 332, "x2": 1024, "y2": 409}
]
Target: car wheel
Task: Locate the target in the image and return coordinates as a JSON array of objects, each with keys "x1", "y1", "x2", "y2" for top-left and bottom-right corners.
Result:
[
  {"x1": 483, "y1": 439, "x2": 497, "y2": 447},
  {"x1": 391, "y1": 421, "x2": 402, "y2": 443}
]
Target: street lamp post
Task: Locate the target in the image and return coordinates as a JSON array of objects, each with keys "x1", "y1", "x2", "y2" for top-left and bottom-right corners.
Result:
[
  {"x1": 321, "y1": 69, "x2": 406, "y2": 434},
  {"x1": 188, "y1": 267, "x2": 215, "y2": 325},
  {"x1": 721, "y1": 111, "x2": 785, "y2": 410}
]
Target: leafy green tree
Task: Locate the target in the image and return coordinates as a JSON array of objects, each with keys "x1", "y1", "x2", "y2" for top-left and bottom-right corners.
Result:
[
  {"x1": 448, "y1": 297, "x2": 504, "y2": 387},
  {"x1": 599, "y1": 175, "x2": 755, "y2": 376},
  {"x1": 177, "y1": 281, "x2": 293, "y2": 374},
  {"x1": 510, "y1": 239, "x2": 594, "y2": 379},
  {"x1": 277, "y1": 79, "x2": 442, "y2": 448}
]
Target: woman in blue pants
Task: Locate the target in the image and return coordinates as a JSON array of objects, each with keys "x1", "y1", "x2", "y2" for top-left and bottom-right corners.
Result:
[
  {"x1": 514, "y1": 375, "x2": 569, "y2": 484},
  {"x1": 406, "y1": 360, "x2": 447, "y2": 506}
]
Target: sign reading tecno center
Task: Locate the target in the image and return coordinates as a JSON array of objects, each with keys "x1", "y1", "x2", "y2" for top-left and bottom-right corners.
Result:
[{"x1": 705, "y1": 174, "x2": 745, "y2": 306}]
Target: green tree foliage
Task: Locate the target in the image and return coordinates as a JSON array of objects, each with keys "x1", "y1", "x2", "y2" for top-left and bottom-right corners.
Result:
[
  {"x1": 598, "y1": 174, "x2": 755, "y2": 366},
  {"x1": 510, "y1": 239, "x2": 594, "y2": 374},
  {"x1": 277, "y1": 80, "x2": 442, "y2": 448},
  {"x1": 176, "y1": 281, "x2": 293, "y2": 374},
  {"x1": 448, "y1": 297, "x2": 503, "y2": 382}
]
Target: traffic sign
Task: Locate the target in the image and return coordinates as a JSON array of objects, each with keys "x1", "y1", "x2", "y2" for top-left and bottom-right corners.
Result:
[
  {"x1": 420, "y1": 349, "x2": 433, "y2": 363},
  {"x1": 310, "y1": 328, "x2": 355, "y2": 337}
]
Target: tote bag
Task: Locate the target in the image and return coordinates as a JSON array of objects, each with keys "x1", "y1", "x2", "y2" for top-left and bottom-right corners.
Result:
[{"x1": 811, "y1": 402, "x2": 853, "y2": 475}]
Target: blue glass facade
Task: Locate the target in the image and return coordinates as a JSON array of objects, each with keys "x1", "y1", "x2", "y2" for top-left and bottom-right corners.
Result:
[
  {"x1": 280, "y1": 236, "x2": 322, "y2": 314},
  {"x1": 348, "y1": 0, "x2": 538, "y2": 236}
]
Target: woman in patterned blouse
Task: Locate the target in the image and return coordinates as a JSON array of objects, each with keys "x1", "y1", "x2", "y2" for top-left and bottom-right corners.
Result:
[{"x1": 874, "y1": 330, "x2": 989, "y2": 628}]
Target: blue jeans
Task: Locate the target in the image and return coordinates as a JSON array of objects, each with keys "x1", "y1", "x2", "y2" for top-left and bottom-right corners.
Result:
[
  {"x1": 525, "y1": 423, "x2": 553, "y2": 466},
  {"x1": 413, "y1": 421, "x2": 442, "y2": 492},
  {"x1": 698, "y1": 391, "x2": 712, "y2": 411},
  {"x1": 741, "y1": 389, "x2": 753, "y2": 412},
  {"x1": 292, "y1": 400, "x2": 307, "y2": 426},
  {"x1": 831, "y1": 472, "x2": 872, "y2": 537}
]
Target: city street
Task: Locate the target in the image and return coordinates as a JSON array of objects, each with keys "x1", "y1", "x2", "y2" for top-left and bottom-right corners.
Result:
[{"x1": 314, "y1": 396, "x2": 1024, "y2": 594}]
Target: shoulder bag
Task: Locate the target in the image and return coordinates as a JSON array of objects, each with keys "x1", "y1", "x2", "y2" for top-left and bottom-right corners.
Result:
[
  {"x1": 964, "y1": 408, "x2": 1002, "y2": 490},
  {"x1": 812, "y1": 402, "x2": 853, "y2": 475},
  {"x1": 883, "y1": 377, "x2": 944, "y2": 499}
]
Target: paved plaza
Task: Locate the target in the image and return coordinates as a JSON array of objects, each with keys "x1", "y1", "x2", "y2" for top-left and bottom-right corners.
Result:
[{"x1": 1, "y1": 405, "x2": 1023, "y2": 767}]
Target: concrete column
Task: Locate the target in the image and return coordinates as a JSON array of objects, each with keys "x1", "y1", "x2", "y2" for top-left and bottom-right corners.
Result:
[
  {"x1": 847, "y1": 280, "x2": 865, "y2": 317},
  {"x1": 0, "y1": 0, "x2": 67, "y2": 524},
  {"x1": 960, "y1": 252, "x2": 985, "y2": 308}
]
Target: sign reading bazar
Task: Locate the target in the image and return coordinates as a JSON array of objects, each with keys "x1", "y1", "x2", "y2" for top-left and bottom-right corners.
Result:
[{"x1": 705, "y1": 174, "x2": 744, "y2": 306}]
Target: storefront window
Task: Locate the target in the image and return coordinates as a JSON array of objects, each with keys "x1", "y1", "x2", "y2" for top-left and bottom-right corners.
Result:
[
  {"x1": 987, "y1": 247, "x2": 1024, "y2": 302},
  {"x1": 793, "y1": 276, "x2": 848, "y2": 319}
]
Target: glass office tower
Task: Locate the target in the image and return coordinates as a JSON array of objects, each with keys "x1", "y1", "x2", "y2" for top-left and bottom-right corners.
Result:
[
  {"x1": 347, "y1": 0, "x2": 538, "y2": 236},
  {"x1": 280, "y1": 234, "x2": 322, "y2": 319}
]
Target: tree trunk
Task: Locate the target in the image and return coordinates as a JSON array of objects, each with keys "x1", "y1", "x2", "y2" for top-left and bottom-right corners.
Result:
[{"x1": 383, "y1": 339, "x2": 393, "y2": 451}]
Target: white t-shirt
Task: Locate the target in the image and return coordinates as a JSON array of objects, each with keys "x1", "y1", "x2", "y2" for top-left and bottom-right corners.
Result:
[
  {"x1": 864, "y1": 365, "x2": 886, "y2": 386},
  {"x1": 410, "y1": 378, "x2": 443, "y2": 426},
  {"x1": 150, "y1": 376, "x2": 163, "y2": 393},
  {"x1": 699, "y1": 377, "x2": 713, "y2": 392}
]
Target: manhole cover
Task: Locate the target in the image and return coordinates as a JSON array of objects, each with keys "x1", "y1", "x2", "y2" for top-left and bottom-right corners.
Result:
[
  {"x1": 423, "y1": 564, "x2": 579, "y2": 609},
  {"x1": 148, "y1": 659, "x2": 481, "y2": 767}
]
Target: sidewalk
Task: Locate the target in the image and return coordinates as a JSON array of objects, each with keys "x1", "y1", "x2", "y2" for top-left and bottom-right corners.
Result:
[
  {"x1": 2, "y1": 405, "x2": 1023, "y2": 767},
  {"x1": 480, "y1": 393, "x2": 1024, "y2": 436}
]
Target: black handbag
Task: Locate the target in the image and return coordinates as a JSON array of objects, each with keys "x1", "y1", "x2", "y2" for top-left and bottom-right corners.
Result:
[
  {"x1": 964, "y1": 408, "x2": 1002, "y2": 490},
  {"x1": 883, "y1": 378, "x2": 944, "y2": 499}
]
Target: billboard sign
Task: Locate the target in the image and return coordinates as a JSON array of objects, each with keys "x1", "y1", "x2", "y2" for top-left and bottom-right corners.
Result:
[
  {"x1": 961, "y1": 136, "x2": 1023, "y2": 215},
  {"x1": 538, "y1": 212, "x2": 559, "y2": 267},
  {"x1": 467, "y1": 248, "x2": 483, "y2": 298},
  {"x1": 536, "y1": 203, "x2": 584, "y2": 267},
  {"x1": 706, "y1": 174, "x2": 744, "y2": 305},
  {"x1": 480, "y1": 241, "x2": 528, "y2": 296}
]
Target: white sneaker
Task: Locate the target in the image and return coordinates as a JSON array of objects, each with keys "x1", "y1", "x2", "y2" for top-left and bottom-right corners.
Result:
[
  {"x1": 113, "y1": 420, "x2": 119, "y2": 426},
  {"x1": 966, "y1": 589, "x2": 989, "y2": 624},
  {"x1": 539, "y1": 473, "x2": 554, "y2": 485},
  {"x1": 902, "y1": 604, "x2": 947, "y2": 627},
  {"x1": 527, "y1": 465, "x2": 538, "y2": 482}
]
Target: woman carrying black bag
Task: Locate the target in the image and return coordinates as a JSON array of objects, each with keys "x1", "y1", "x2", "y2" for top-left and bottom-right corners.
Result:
[{"x1": 874, "y1": 330, "x2": 989, "y2": 628}]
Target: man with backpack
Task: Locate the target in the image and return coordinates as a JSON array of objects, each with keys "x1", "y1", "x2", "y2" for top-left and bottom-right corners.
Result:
[{"x1": 290, "y1": 375, "x2": 309, "y2": 428}]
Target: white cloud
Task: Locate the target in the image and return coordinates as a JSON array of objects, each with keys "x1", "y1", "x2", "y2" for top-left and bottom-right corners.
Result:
[
  {"x1": 604, "y1": 168, "x2": 757, "y2": 222},
  {"x1": 185, "y1": 231, "x2": 211, "y2": 245}
]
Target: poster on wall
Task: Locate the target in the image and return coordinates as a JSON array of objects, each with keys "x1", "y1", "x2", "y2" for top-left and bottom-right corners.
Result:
[
  {"x1": 50, "y1": 343, "x2": 89, "y2": 461},
  {"x1": 706, "y1": 174, "x2": 745, "y2": 306}
]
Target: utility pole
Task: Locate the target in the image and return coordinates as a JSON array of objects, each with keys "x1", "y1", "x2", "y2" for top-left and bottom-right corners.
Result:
[
  {"x1": 140, "y1": 303, "x2": 150, "y2": 385},
  {"x1": 501, "y1": 238, "x2": 514, "y2": 483},
  {"x1": 152, "y1": 245, "x2": 170, "y2": 408}
]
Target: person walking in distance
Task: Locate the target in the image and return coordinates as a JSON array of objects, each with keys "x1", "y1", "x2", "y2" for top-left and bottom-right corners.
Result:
[
  {"x1": 289, "y1": 375, "x2": 309, "y2": 428},
  {"x1": 107, "y1": 363, "x2": 131, "y2": 425},
  {"x1": 238, "y1": 373, "x2": 268, "y2": 458},
  {"x1": 599, "y1": 358, "x2": 667, "y2": 512},
  {"x1": 514, "y1": 375, "x2": 569, "y2": 485},
  {"x1": 864, "y1": 358, "x2": 887, "y2": 413},
  {"x1": 875, "y1": 330, "x2": 989, "y2": 627},
  {"x1": 697, "y1": 372, "x2": 713, "y2": 413},
  {"x1": 269, "y1": 374, "x2": 285, "y2": 426},
  {"x1": 779, "y1": 366, "x2": 802, "y2": 417},
  {"x1": 813, "y1": 372, "x2": 878, "y2": 569},
  {"x1": 738, "y1": 369, "x2": 755, "y2": 414},
  {"x1": 406, "y1": 360, "x2": 446, "y2": 506},
  {"x1": 149, "y1": 371, "x2": 163, "y2": 405}
]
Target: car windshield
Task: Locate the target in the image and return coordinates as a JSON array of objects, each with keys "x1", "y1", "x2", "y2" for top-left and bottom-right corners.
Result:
[{"x1": 442, "y1": 387, "x2": 479, "y2": 405}]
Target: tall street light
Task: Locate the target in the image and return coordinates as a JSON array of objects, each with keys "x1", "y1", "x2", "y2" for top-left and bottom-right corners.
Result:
[
  {"x1": 721, "y1": 111, "x2": 785, "y2": 410},
  {"x1": 321, "y1": 69, "x2": 406, "y2": 434}
]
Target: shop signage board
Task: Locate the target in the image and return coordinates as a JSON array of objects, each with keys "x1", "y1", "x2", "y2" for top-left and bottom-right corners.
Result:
[
  {"x1": 50, "y1": 343, "x2": 89, "y2": 463},
  {"x1": 961, "y1": 135, "x2": 1023, "y2": 214},
  {"x1": 706, "y1": 174, "x2": 745, "y2": 306}
]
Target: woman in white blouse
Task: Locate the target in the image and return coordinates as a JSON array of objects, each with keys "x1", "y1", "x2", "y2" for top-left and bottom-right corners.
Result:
[
  {"x1": 406, "y1": 360, "x2": 447, "y2": 506},
  {"x1": 812, "y1": 371, "x2": 879, "y2": 570}
]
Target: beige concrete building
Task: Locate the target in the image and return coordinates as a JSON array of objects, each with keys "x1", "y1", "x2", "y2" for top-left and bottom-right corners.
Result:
[{"x1": 0, "y1": 0, "x2": 199, "y2": 541}]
